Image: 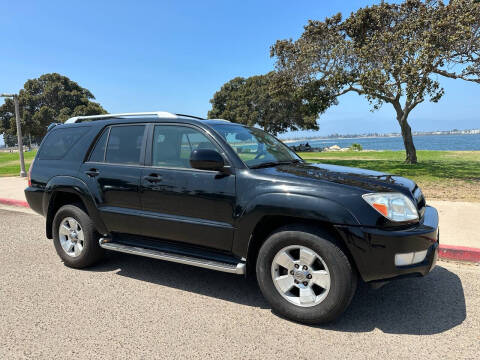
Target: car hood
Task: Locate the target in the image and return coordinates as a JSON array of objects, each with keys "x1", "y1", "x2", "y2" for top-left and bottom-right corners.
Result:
[{"x1": 254, "y1": 162, "x2": 417, "y2": 195}]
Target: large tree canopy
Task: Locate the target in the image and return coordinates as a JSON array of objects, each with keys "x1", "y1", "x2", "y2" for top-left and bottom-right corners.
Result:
[
  {"x1": 208, "y1": 72, "x2": 334, "y2": 135},
  {"x1": 271, "y1": 0, "x2": 480, "y2": 163},
  {"x1": 0, "y1": 73, "x2": 107, "y2": 142}
]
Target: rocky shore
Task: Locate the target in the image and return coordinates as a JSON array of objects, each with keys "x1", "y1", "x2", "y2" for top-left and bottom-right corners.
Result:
[{"x1": 289, "y1": 143, "x2": 352, "y2": 152}]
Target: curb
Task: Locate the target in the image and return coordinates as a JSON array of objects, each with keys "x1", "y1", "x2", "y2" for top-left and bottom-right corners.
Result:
[
  {"x1": 0, "y1": 197, "x2": 479, "y2": 263},
  {"x1": 0, "y1": 197, "x2": 29, "y2": 208},
  {"x1": 438, "y1": 245, "x2": 480, "y2": 263}
]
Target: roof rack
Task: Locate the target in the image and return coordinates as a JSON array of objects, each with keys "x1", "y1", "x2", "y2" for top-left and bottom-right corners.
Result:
[
  {"x1": 176, "y1": 113, "x2": 205, "y2": 120},
  {"x1": 65, "y1": 111, "x2": 180, "y2": 124}
]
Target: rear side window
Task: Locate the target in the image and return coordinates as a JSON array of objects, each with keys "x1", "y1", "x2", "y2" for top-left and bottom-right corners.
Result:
[
  {"x1": 105, "y1": 125, "x2": 145, "y2": 165},
  {"x1": 38, "y1": 127, "x2": 88, "y2": 160},
  {"x1": 88, "y1": 129, "x2": 109, "y2": 162}
]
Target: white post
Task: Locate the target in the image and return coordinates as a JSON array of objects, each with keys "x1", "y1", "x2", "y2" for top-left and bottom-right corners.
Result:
[{"x1": 2, "y1": 93, "x2": 27, "y2": 176}]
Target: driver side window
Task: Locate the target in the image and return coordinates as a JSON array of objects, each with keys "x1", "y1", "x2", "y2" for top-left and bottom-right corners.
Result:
[{"x1": 152, "y1": 125, "x2": 219, "y2": 169}]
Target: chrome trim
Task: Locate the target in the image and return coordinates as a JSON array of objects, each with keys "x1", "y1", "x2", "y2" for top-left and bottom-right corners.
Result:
[{"x1": 98, "y1": 238, "x2": 246, "y2": 275}]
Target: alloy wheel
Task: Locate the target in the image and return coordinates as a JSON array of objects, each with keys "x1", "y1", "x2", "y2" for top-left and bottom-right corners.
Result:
[
  {"x1": 58, "y1": 217, "x2": 85, "y2": 258},
  {"x1": 271, "y1": 245, "x2": 331, "y2": 307}
]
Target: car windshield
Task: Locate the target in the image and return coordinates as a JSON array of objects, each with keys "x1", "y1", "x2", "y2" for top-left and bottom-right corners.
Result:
[{"x1": 211, "y1": 123, "x2": 301, "y2": 168}]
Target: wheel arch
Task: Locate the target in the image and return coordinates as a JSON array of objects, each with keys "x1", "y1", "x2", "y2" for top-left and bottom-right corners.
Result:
[
  {"x1": 244, "y1": 216, "x2": 359, "y2": 277},
  {"x1": 234, "y1": 192, "x2": 359, "y2": 255},
  {"x1": 44, "y1": 176, "x2": 108, "y2": 239}
]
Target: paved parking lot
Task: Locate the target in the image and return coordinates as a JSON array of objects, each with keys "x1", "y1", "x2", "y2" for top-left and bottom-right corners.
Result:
[{"x1": 0, "y1": 208, "x2": 479, "y2": 359}]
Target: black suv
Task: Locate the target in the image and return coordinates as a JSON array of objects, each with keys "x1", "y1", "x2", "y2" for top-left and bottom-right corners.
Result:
[{"x1": 25, "y1": 112, "x2": 439, "y2": 324}]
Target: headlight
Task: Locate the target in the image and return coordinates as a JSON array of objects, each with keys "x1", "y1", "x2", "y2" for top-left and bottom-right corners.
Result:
[{"x1": 362, "y1": 192, "x2": 418, "y2": 222}]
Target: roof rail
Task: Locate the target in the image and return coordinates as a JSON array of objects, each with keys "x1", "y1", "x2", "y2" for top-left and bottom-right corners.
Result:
[
  {"x1": 46, "y1": 122, "x2": 60, "y2": 132},
  {"x1": 64, "y1": 111, "x2": 179, "y2": 124},
  {"x1": 175, "y1": 113, "x2": 205, "y2": 120}
]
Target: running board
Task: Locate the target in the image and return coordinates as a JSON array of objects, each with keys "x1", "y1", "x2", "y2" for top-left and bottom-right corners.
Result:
[{"x1": 99, "y1": 238, "x2": 246, "y2": 275}]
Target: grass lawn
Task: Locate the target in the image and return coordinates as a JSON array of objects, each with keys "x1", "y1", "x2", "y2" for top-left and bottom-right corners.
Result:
[
  {"x1": 0, "y1": 150, "x2": 37, "y2": 177},
  {"x1": 1, "y1": 149, "x2": 478, "y2": 201},
  {"x1": 299, "y1": 150, "x2": 480, "y2": 201}
]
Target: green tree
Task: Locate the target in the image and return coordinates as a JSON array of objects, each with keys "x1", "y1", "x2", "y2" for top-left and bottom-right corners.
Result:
[
  {"x1": 208, "y1": 72, "x2": 335, "y2": 135},
  {"x1": 271, "y1": 0, "x2": 480, "y2": 163},
  {"x1": 0, "y1": 73, "x2": 107, "y2": 142},
  {"x1": 3, "y1": 134, "x2": 17, "y2": 148}
]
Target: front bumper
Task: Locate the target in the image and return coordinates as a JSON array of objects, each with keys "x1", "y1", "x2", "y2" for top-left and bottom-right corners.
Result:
[{"x1": 335, "y1": 206, "x2": 439, "y2": 282}]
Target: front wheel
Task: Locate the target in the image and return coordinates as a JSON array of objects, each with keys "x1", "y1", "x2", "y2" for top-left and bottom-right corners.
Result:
[{"x1": 256, "y1": 225, "x2": 357, "y2": 324}]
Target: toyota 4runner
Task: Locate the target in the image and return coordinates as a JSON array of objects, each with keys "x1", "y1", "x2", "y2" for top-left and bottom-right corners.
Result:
[{"x1": 25, "y1": 111, "x2": 439, "y2": 324}]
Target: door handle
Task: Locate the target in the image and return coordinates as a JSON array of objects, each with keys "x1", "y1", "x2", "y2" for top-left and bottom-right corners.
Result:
[
  {"x1": 85, "y1": 168, "x2": 100, "y2": 177},
  {"x1": 144, "y1": 173, "x2": 162, "y2": 183}
]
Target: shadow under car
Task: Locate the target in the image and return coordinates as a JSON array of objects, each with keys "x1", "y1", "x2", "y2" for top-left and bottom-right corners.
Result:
[{"x1": 90, "y1": 253, "x2": 466, "y2": 335}]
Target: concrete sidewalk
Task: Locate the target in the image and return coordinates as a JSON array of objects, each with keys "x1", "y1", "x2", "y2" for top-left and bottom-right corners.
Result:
[
  {"x1": 1, "y1": 176, "x2": 479, "y2": 252},
  {"x1": 0, "y1": 176, "x2": 29, "y2": 205}
]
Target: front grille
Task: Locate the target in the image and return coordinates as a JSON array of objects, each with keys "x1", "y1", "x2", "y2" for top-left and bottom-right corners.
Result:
[{"x1": 413, "y1": 186, "x2": 426, "y2": 218}]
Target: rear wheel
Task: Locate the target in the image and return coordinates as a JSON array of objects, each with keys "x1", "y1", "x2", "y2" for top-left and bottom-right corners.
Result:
[
  {"x1": 256, "y1": 225, "x2": 357, "y2": 324},
  {"x1": 52, "y1": 204, "x2": 104, "y2": 268}
]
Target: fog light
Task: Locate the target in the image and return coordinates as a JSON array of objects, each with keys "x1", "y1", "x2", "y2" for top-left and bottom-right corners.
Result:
[
  {"x1": 412, "y1": 250, "x2": 428, "y2": 264},
  {"x1": 394, "y1": 253, "x2": 414, "y2": 266},
  {"x1": 395, "y1": 250, "x2": 428, "y2": 266}
]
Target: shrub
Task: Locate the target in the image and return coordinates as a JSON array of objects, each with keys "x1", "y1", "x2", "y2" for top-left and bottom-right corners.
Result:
[{"x1": 350, "y1": 143, "x2": 363, "y2": 151}]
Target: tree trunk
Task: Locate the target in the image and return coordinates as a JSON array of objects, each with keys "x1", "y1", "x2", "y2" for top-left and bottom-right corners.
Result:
[{"x1": 396, "y1": 111, "x2": 417, "y2": 164}]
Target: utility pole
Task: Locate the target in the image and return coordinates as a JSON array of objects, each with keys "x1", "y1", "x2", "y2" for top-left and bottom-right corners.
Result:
[{"x1": 1, "y1": 93, "x2": 26, "y2": 177}]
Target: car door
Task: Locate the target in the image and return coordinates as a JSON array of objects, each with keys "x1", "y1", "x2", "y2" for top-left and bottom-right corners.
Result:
[
  {"x1": 138, "y1": 123, "x2": 236, "y2": 251},
  {"x1": 81, "y1": 123, "x2": 147, "y2": 234}
]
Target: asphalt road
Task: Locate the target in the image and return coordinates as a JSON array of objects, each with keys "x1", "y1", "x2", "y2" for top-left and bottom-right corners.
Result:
[{"x1": 0, "y1": 208, "x2": 479, "y2": 359}]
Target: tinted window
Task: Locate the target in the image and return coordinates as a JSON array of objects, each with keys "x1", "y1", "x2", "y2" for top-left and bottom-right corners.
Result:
[
  {"x1": 152, "y1": 125, "x2": 218, "y2": 168},
  {"x1": 105, "y1": 125, "x2": 145, "y2": 165},
  {"x1": 88, "y1": 128, "x2": 109, "y2": 162},
  {"x1": 211, "y1": 124, "x2": 300, "y2": 167},
  {"x1": 39, "y1": 127, "x2": 88, "y2": 160}
]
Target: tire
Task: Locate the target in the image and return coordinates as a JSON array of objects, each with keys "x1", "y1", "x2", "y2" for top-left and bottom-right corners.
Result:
[
  {"x1": 52, "y1": 204, "x2": 104, "y2": 268},
  {"x1": 256, "y1": 224, "x2": 357, "y2": 324}
]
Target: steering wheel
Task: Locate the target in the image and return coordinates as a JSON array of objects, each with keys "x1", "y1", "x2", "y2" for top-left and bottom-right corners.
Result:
[{"x1": 254, "y1": 149, "x2": 267, "y2": 160}]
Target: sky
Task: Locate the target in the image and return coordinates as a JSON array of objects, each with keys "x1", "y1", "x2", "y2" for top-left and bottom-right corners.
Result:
[{"x1": 1, "y1": 0, "x2": 479, "y2": 145}]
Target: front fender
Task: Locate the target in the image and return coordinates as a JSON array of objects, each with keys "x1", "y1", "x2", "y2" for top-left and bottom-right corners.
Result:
[
  {"x1": 232, "y1": 192, "x2": 360, "y2": 257},
  {"x1": 44, "y1": 176, "x2": 108, "y2": 238}
]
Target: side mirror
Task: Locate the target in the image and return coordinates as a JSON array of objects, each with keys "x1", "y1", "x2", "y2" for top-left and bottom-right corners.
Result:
[{"x1": 190, "y1": 149, "x2": 225, "y2": 171}]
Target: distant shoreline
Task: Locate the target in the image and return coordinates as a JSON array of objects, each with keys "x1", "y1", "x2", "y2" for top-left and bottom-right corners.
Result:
[
  {"x1": 282, "y1": 129, "x2": 480, "y2": 144},
  {"x1": 282, "y1": 135, "x2": 402, "y2": 144}
]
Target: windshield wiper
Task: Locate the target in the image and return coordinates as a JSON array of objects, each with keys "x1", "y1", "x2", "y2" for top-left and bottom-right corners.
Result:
[{"x1": 250, "y1": 160, "x2": 301, "y2": 169}]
